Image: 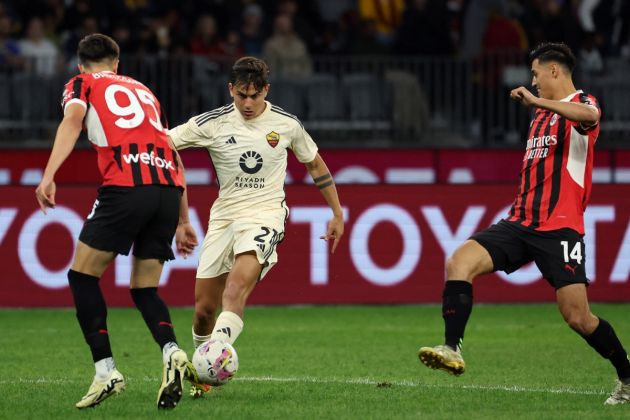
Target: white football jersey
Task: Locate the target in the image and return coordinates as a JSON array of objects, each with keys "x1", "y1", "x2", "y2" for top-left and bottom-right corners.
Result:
[{"x1": 169, "y1": 101, "x2": 318, "y2": 221}]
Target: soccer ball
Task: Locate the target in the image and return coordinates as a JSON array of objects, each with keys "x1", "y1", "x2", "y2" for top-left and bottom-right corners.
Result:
[{"x1": 192, "y1": 339, "x2": 239, "y2": 386}]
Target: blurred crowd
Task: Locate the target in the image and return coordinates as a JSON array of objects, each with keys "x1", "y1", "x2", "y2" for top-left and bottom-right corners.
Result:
[{"x1": 0, "y1": 0, "x2": 629, "y2": 77}]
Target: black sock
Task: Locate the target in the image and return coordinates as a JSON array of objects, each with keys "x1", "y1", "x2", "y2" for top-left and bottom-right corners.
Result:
[
  {"x1": 130, "y1": 287, "x2": 177, "y2": 349},
  {"x1": 442, "y1": 280, "x2": 473, "y2": 350},
  {"x1": 67, "y1": 269, "x2": 112, "y2": 362},
  {"x1": 582, "y1": 317, "x2": 630, "y2": 379}
]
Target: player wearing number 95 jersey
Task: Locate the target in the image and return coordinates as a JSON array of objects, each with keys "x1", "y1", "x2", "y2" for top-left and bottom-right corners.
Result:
[{"x1": 35, "y1": 34, "x2": 198, "y2": 410}]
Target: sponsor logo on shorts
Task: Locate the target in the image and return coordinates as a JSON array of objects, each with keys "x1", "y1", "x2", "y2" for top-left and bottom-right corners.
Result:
[{"x1": 564, "y1": 263, "x2": 577, "y2": 275}]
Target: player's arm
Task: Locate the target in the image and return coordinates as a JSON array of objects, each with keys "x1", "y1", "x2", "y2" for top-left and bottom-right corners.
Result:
[
  {"x1": 304, "y1": 153, "x2": 344, "y2": 253},
  {"x1": 167, "y1": 115, "x2": 209, "y2": 150},
  {"x1": 35, "y1": 103, "x2": 86, "y2": 213},
  {"x1": 510, "y1": 86, "x2": 600, "y2": 126},
  {"x1": 168, "y1": 136, "x2": 198, "y2": 258}
]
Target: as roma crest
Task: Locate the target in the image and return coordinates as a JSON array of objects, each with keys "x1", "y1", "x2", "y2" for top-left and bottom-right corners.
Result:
[{"x1": 266, "y1": 131, "x2": 280, "y2": 148}]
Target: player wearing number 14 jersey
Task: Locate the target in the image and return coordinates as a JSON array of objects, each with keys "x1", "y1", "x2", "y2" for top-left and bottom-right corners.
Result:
[
  {"x1": 35, "y1": 34, "x2": 197, "y2": 410},
  {"x1": 418, "y1": 43, "x2": 630, "y2": 405}
]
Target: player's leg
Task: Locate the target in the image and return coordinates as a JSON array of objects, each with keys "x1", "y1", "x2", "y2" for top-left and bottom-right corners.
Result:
[
  {"x1": 556, "y1": 283, "x2": 598, "y2": 335},
  {"x1": 131, "y1": 185, "x2": 192, "y2": 409},
  {"x1": 535, "y1": 228, "x2": 630, "y2": 405},
  {"x1": 420, "y1": 220, "x2": 528, "y2": 375},
  {"x1": 130, "y1": 257, "x2": 181, "y2": 361},
  {"x1": 186, "y1": 220, "x2": 236, "y2": 397},
  {"x1": 186, "y1": 277, "x2": 227, "y2": 398},
  {"x1": 556, "y1": 284, "x2": 630, "y2": 404},
  {"x1": 192, "y1": 218, "x2": 235, "y2": 346},
  {"x1": 129, "y1": 257, "x2": 192, "y2": 409},
  {"x1": 70, "y1": 241, "x2": 117, "y2": 365},
  {"x1": 205, "y1": 218, "x2": 282, "y2": 346},
  {"x1": 442, "y1": 239, "x2": 494, "y2": 348},
  {"x1": 70, "y1": 241, "x2": 125, "y2": 408},
  {"x1": 71, "y1": 187, "x2": 144, "y2": 408},
  {"x1": 192, "y1": 274, "x2": 227, "y2": 347},
  {"x1": 418, "y1": 239, "x2": 492, "y2": 375},
  {"x1": 187, "y1": 256, "x2": 259, "y2": 399},
  {"x1": 209, "y1": 251, "x2": 262, "y2": 345},
  {"x1": 188, "y1": 218, "x2": 279, "y2": 397}
]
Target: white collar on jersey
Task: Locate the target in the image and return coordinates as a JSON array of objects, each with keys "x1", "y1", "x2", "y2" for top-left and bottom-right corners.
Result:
[{"x1": 560, "y1": 90, "x2": 582, "y2": 102}]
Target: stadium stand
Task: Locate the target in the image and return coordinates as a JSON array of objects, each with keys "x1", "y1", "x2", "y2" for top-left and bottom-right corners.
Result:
[
  {"x1": 304, "y1": 73, "x2": 343, "y2": 121},
  {"x1": 0, "y1": 0, "x2": 628, "y2": 147}
]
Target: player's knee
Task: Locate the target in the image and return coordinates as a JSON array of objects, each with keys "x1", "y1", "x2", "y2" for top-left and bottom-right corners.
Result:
[
  {"x1": 445, "y1": 256, "x2": 458, "y2": 277},
  {"x1": 564, "y1": 314, "x2": 591, "y2": 334},
  {"x1": 446, "y1": 255, "x2": 474, "y2": 280},
  {"x1": 194, "y1": 302, "x2": 216, "y2": 326},
  {"x1": 129, "y1": 286, "x2": 159, "y2": 306},
  {"x1": 194, "y1": 295, "x2": 218, "y2": 323}
]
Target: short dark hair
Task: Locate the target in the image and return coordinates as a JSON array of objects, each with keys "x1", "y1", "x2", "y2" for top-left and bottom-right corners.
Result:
[
  {"x1": 229, "y1": 57, "x2": 269, "y2": 91},
  {"x1": 77, "y1": 34, "x2": 120, "y2": 66},
  {"x1": 529, "y1": 42, "x2": 575, "y2": 73}
]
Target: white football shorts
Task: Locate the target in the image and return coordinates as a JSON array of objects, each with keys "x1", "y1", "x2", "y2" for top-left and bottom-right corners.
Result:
[{"x1": 196, "y1": 216, "x2": 286, "y2": 280}]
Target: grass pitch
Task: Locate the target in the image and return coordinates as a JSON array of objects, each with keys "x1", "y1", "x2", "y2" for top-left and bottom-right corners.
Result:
[{"x1": 1, "y1": 304, "x2": 629, "y2": 419}]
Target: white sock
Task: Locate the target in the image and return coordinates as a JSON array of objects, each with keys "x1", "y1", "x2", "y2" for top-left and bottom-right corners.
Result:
[
  {"x1": 162, "y1": 341, "x2": 180, "y2": 364},
  {"x1": 210, "y1": 311, "x2": 243, "y2": 345},
  {"x1": 192, "y1": 326, "x2": 213, "y2": 349},
  {"x1": 95, "y1": 357, "x2": 116, "y2": 380}
]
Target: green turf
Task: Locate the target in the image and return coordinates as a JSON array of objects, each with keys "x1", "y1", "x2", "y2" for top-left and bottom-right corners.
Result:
[{"x1": 1, "y1": 304, "x2": 629, "y2": 419}]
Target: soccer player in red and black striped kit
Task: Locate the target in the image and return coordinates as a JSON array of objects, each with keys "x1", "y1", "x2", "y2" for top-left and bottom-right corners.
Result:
[
  {"x1": 35, "y1": 34, "x2": 199, "y2": 410},
  {"x1": 418, "y1": 42, "x2": 630, "y2": 405}
]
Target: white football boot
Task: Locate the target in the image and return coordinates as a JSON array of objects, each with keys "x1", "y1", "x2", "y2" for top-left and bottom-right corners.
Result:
[
  {"x1": 604, "y1": 379, "x2": 630, "y2": 405},
  {"x1": 157, "y1": 349, "x2": 194, "y2": 409},
  {"x1": 75, "y1": 369, "x2": 125, "y2": 409},
  {"x1": 418, "y1": 344, "x2": 466, "y2": 376}
]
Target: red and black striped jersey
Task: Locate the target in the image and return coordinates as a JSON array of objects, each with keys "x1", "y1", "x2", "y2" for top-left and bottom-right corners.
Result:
[
  {"x1": 61, "y1": 71, "x2": 183, "y2": 188},
  {"x1": 507, "y1": 90, "x2": 600, "y2": 234}
]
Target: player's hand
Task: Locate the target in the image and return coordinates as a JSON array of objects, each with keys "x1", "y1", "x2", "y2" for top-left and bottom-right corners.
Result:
[
  {"x1": 35, "y1": 179, "x2": 56, "y2": 214},
  {"x1": 176, "y1": 222, "x2": 198, "y2": 258},
  {"x1": 320, "y1": 214, "x2": 344, "y2": 254},
  {"x1": 510, "y1": 86, "x2": 538, "y2": 107}
]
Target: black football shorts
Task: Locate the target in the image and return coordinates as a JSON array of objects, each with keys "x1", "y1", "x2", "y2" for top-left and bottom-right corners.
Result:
[
  {"x1": 79, "y1": 185, "x2": 181, "y2": 261},
  {"x1": 471, "y1": 220, "x2": 588, "y2": 289}
]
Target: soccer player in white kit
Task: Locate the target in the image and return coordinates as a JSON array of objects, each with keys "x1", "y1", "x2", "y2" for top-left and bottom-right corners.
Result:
[{"x1": 169, "y1": 57, "x2": 344, "y2": 394}]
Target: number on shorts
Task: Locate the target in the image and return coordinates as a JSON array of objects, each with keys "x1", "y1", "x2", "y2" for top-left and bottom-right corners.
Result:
[
  {"x1": 254, "y1": 226, "x2": 284, "y2": 260},
  {"x1": 253, "y1": 227, "x2": 271, "y2": 243},
  {"x1": 560, "y1": 240, "x2": 583, "y2": 264},
  {"x1": 87, "y1": 199, "x2": 99, "y2": 220}
]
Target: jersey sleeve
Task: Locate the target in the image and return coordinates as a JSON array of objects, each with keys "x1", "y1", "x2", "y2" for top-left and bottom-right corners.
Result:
[
  {"x1": 167, "y1": 115, "x2": 213, "y2": 150},
  {"x1": 290, "y1": 123, "x2": 318, "y2": 163},
  {"x1": 61, "y1": 75, "x2": 89, "y2": 114},
  {"x1": 574, "y1": 93, "x2": 601, "y2": 132}
]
